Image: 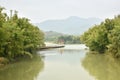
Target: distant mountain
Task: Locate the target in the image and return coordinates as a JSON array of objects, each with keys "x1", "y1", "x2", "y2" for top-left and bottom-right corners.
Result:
[{"x1": 35, "y1": 16, "x2": 102, "y2": 35}]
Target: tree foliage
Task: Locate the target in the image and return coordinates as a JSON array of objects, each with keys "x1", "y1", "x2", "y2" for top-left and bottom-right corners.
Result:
[
  {"x1": 0, "y1": 7, "x2": 44, "y2": 60},
  {"x1": 57, "y1": 35, "x2": 81, "y2": 44},
  {"x1": 81, "y1": 15, "x2": 120, "y2": 57}
]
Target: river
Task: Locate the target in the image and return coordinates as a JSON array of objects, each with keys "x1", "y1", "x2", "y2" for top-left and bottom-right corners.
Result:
[{"x1": 0, "y1": 44, "x2": 120, "y2": 80}]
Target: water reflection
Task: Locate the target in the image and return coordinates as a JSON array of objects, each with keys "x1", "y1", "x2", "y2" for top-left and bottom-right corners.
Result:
[
  {"x1": 58, "y1": 48, "x2": 85, "y2": 54},
  {"x1": 37, "y1": 47, "x2": 95, "y2": 80},
  {"x1": 82, "y1": 52, "x2": 120, "y2": 80},
  {"x1": 0, "y1": 54, "x2": 44, "y2": 80}
]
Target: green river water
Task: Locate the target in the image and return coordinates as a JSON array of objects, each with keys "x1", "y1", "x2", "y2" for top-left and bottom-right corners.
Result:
[{"x1": 0, "y1": 44, "x2": 120, "y2": 80}]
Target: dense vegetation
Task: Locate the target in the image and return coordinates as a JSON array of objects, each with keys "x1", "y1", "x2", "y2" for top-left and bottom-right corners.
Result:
[
  {"x1": 57, "y1": 35, "x2": 81, "y2": 44},
  {"x1": 81, "y1": 15, "x2": 120, "y2": 58},
  {"x1": 45, "y1": 31, "x2": 63, "y2": 42},
  {"x1": 45, "y1": 31, "x2": 81, "y2": 44},
  {"x1": 0, "y1": 7, "x2": 44, "y2": 61}
]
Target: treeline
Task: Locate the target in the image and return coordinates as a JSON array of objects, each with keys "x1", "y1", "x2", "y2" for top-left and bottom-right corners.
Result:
[
  {"x1": 80, "y1": 15, "x2": 120, "y2": 58},
  {"x1": 45, "y1": 31, "x2": 81, "y2": 44},
  {"x1": 57, "y1": 35, "x2": 81, "y2": 44},
  {"x1": 0, "y1": 7, "x2": 44, "y2": 61}
]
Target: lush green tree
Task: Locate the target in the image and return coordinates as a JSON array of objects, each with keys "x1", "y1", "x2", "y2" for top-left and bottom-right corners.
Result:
[
  {"x1": 81, "y1": 25, "x2": 108, "y2": 52},
  {"x1": 81, "y1": 15, "x2": 120, "y2": 57},
  {"x1": 0, "y1": 7, "x2": 44, "y2": 61},
  {"x1": 107, "y1": 15, "x2": 120, "y2": 57},
  {"x1": 57, "y1": 35, "x2": 81, "y2": 44},
  {"x1": 0, "y1": 7, "x2": 6, "y2": 27}
]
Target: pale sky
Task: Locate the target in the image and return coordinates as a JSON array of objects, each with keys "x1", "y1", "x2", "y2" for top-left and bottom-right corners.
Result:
[{"x1": 0, "y1": 0, "x2": 120, "y2": 23}]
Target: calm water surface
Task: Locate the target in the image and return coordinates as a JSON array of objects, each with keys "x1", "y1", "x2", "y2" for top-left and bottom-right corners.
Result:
[
  {"x1": 0, "y1": 44, "x2": 120, "y2": 80},
  {"x1": 37, "y1": 44, "x2": 94, "y2": 80}
]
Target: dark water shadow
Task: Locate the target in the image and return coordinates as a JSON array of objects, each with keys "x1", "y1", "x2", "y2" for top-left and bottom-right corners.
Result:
[
  {"x1": 0, "y1": 54, "x2": 44, "y2": 80},
  {"x1": 82, "y1": 52, "x2": 120, "y2": 80}
]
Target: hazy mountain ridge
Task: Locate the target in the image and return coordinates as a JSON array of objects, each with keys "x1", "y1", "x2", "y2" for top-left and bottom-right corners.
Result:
[{"x1": 35, "y1": 16, "x2": 102, "y2": 34}]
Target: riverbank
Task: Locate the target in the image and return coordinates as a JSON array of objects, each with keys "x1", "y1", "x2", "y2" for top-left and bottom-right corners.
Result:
[
  {"x1": 39, "y1": 42, "x2": 65, "y2": 50},
  {"x1": 0, "y1": 57, "x2": 9, "y2": 67},
  {"x1": 0, "y1": 53, "x2": 41, "y2": 68},
  {"x1": 39, "y1": 45, "x2": 65, "y2": 50}
]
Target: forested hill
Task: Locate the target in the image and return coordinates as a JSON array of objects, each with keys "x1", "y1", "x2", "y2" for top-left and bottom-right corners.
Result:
[
  {"x1": 44, "y1": 31, "x2": 65, "y2": 42},
  {"x1": 35, "y1": 16, "x2": 102, "y2": 34},
  {"x1": 45, "y1": 31, "x2": 64, "y2": 38},
  {"x1": 45, "y1": 31, "x2": 81, "y2": 44}
]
